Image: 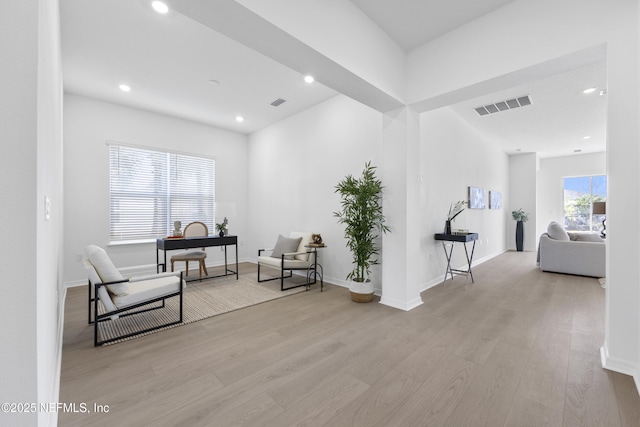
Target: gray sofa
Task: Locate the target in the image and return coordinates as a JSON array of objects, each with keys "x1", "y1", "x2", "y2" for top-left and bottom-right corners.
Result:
[{"x1": 538, "y1": 221, "x2": 605, "y2": 278}]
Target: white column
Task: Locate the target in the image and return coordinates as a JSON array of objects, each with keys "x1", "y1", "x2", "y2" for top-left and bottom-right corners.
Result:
[
  {"x1": 379, "y1": 107, "x2": 423, "y2": 311},
  {"x1": 601, "y1": 10, "x2": 640, "y2": 384}
]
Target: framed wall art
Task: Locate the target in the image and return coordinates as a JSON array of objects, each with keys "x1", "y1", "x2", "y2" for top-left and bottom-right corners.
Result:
[
  {"x1": 468, "y1": 186, "x2": 485, "y2": 209},
  {"x1": 489, "y1": 191, "x2": 502, "y2": 209}
]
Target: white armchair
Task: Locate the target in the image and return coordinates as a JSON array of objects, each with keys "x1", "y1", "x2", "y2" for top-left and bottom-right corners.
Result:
[
  {"x1": 257, "y1": 232, "x2": 319, "y2": 291},
  {"x1": 85, "y1": 245, "x2": 184, "y2": 346}
]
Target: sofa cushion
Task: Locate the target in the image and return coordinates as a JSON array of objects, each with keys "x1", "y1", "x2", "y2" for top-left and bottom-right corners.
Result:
[
  {"x1": 547, "y1": 221, "x2": 570, "y2": 241},
  {"x1": 171, "y1": 250, "x2": 207, "y2": 261},
  {"x1": 112, "y1": 275, "x2": 181, "y2": 309},
  {"x1": 574, "y1": 233, "x2": 604, "y2": 242},
  {"x1": 258, "y1": 255, "x2": 311, "y2": 269},
  {"x1": 85, "y1": 245, "x2": 129, "y2": 296},
  {"x1": 271, "y1": 235, "x2": 302, "y2": 259}
]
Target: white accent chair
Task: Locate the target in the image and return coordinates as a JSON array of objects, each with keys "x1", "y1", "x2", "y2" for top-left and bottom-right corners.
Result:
[
  {"x1": 171, "y1": 221, "x2": 209, "y2": 281},
  {"x1": 85, "y1": 245, "x2": 184, "y2": 346},
  {"x1": 257, "y1": 232, "x2": 319, "y2": 291}
]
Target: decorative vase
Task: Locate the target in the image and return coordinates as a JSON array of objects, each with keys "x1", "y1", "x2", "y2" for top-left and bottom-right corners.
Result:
[
  {"x1": 445, "y1": 220, "x2": 452, "y2": 235},
  {"x1": 516, "y1": 220, "x2": 524, "y2": 251},
  {"x1": 218, "y1": 231, "x2": 225, "y2": 237},
  {"x1": 349, "y1": 279, "x2": 374, "y2": 303}
]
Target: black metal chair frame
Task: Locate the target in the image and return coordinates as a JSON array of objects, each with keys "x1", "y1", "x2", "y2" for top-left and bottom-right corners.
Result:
[
  {"x1": 257, "y1": 249, "x2": 319, "y2": 291},
  {"x1": 88, "y1": 273, "x2": 184, "y2": 346}
]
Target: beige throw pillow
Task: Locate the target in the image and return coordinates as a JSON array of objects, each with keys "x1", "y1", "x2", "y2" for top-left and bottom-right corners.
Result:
[{"x1": 270, "y1": 235, "x2": 302, "y2": 260}]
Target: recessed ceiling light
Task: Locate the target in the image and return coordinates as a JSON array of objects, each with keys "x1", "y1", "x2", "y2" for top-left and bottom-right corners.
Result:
[
  {"x1": 119, "y1": 84, "x2": 131, "y2": 92},
  {"x1": 152, "y1": 1, "x2": 169, "y2": 14},
  {"x1": 583, "y1": 136, "x2": 591, "y2": 140},
  {"x1": 304, "y1": 75, "x2": 314, "y2": 84},
  {"x1": 583, "y1": 87, "x2": 597, "y2": 94},
  {"x1": 235, "y1": 116, "x2": 244, "y2": 122}
]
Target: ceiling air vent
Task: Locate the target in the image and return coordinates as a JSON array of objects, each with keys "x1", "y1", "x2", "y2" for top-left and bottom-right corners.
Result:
[
  {"x1": 270, "y1": 98, "x2": 286, "y2": 107},
  {"x1": 474, "y1": 95, "x2": 532, "y2": 116}
]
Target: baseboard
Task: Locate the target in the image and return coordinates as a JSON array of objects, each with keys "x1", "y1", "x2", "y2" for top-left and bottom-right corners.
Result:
[
  {"x1": 600, "y1": 344, "x2": 640, "y2": 396},
  {"x1": 50, "y1": 285, "x2": 67, "y2": 426},
  {"x1": 379, "y1": 295, "x2": 424, "y2": 311},
  {"x1": 419, "y1": 249, "x2": 507, "y2": 292}
]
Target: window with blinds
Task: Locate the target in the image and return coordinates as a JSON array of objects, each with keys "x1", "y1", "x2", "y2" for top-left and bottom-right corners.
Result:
[{"x1": 109, "y1": 143, "x2": 215, "y2": 242}]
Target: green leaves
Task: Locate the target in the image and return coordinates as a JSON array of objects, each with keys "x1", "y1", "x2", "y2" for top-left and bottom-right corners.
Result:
[
  {"x1": 334, "y1": 161, "x2": 390, "y2": 281},
  {"x1": 511, "y1": 208, "x2": 529, "y2": 222}
]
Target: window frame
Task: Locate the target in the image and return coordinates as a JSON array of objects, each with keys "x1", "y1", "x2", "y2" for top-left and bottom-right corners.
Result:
[
  {"x1": 562, "y1": 174, "x2": 606, "y2": 232},
  {"x1": 108, "y1": 141, "x2": 215, "y2": 244}
]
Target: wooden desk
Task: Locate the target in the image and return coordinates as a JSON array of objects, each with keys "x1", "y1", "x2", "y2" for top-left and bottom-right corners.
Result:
[
  {"x1": 156, "y1": 235, "x2": 238, "y2": 280},
  {"x1": 434, "y1": 233, "x2": 478, "y2": 288}
]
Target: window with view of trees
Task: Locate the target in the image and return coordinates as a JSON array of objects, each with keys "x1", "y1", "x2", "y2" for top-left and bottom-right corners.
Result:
[
  {"x1": 563, "y1": 175, "x2": 606, "y2": 232},
  {"x1": 109, "y1": 143, "x2": 215, "y2": 242}
]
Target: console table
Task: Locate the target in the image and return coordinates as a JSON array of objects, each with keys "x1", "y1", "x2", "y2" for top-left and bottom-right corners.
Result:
[
  {"x1": 156, "y1": 235, "x2": 238, "y2": 281},
  {"x1": 434, "y1": 233, "x2": 478, "y2": 288}
]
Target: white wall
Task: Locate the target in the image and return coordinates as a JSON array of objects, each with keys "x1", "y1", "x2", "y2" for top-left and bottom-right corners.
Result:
[
  {"x1": 247, "y1": 95, "x2": 383, "y2": 287},
  {"x1": 536, "y1": 152, "x2": 606, "y2": 237},
  {"x1": 404, "y1": 0, "x2": 639, "y2": 387},
  {"x1": 421, "y1": 107, "x2": 509, "y2": 287},
  {"x1": 63, "y1": 94, "x2": 249, "y2": 285},
  {"x1": 37, "y1": 0, "x2": 65, "y2": 425},
  {"x1": 508, "y1": 154, "x2": 537, "y2": 252},
  {"x1": 0, "y1": 3, "x2": 39, "y2": 425},
  {"x1": 246, "y1": 96, "x2": 510, "y2": 301},
  {"x1": 0, "y1": 1, "x2": 63, "y2": 425}
]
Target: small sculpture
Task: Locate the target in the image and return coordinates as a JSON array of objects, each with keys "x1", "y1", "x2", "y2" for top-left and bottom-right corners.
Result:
[
  {"x1": 312, "y1": 233, "x2": 323, "y2": 244},
  {"x1": 172, "y1": 221, "x2": 182, "y2": 237}
]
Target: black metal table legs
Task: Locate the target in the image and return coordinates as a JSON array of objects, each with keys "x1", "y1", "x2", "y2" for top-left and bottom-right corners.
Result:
[{"x1": 440, "y1": 240, "x2": 476, "y2": 289}]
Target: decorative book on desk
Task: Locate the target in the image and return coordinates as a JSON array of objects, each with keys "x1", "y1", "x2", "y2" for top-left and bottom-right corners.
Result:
[
  {"x1": 166, "y1": 236, "x2": 184, "y2": 239},
  {"x1": 434, "y1": 233, "x2": 479, "y2": 242}
]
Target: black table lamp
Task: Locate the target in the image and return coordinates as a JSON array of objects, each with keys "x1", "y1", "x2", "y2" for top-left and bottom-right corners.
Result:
[{"x1": 592, "y1": 201, "x2": 606, "y2": 238}]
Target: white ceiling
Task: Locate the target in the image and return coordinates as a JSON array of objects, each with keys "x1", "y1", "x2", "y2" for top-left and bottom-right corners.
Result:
[
  {"x1": 60, "y1": 0, "x2": 338, "y2": 134},
  {"x1": 449, "y1": 60, "x2": 607, "y2": 158},
  {"x1": 350, "y1": 0, "x2": 517, "y2": 51},
  {"x1": 60, "y1": 0, "x2": 606, "y2": 157}
]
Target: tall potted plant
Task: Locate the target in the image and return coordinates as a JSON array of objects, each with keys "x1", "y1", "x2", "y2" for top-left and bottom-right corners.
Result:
[
  {"x1": 512, "y1": 208, "x2": 529, "y2": 251},
  {"x1": 334, "y1": 161, "x2": 390, "y2": 302}
]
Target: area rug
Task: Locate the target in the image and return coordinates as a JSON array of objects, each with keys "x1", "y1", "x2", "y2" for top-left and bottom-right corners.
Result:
[{"x1": 97, "y1": 272, "x2": 308, "y2": 345}]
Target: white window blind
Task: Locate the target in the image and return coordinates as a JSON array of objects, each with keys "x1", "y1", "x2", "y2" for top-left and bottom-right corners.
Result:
[{"x1": 109, "y1": 143, "x2": 215, "y2": 242}]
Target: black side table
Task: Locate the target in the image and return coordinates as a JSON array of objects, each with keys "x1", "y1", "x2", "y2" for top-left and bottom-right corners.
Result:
[
  {"x1": 434, "y1": 233, "x2": 479, "y2": 288},
  {"x1": 305, "y1": 244, "x2": 325, "y2": 291}
]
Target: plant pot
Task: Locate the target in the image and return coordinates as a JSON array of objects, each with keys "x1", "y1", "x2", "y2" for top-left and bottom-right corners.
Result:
[
  {"x1": 445, "y1": 220, "x2": 452, "y2": 234},
  {"x1": 218, "y1": 231, "x2": 225, "y2": 237},
  {"x1": 349, "y1": 279, "x2": 374, "y2": 303},
  {"x1": 515, "y1": 220, "x2": 524, "y2": 251}
]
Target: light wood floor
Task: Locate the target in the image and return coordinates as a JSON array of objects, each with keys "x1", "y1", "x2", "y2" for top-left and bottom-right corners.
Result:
[{"x1": 59, "y1": 252, "x2": 640, "y2": 426}]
